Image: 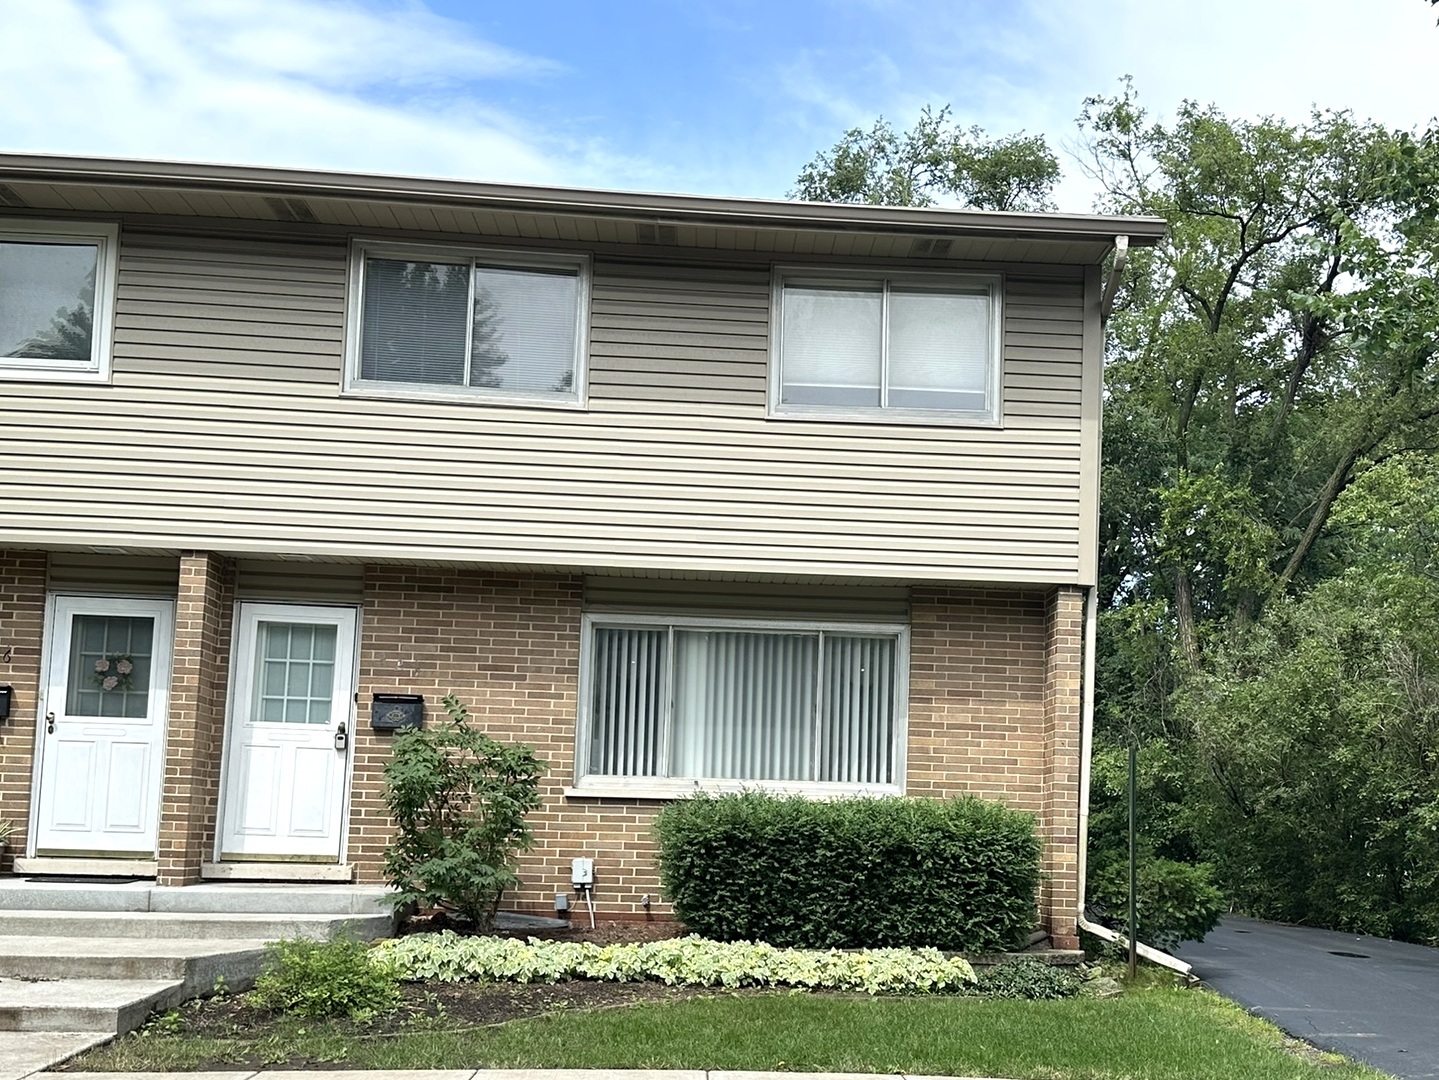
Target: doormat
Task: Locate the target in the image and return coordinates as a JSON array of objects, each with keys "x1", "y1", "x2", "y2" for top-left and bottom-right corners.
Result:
[{"x1": 25, "y1": 875, "x2": 145, "y2": 884}]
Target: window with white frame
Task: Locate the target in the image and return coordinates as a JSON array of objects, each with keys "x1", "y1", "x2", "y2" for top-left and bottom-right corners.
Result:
[
  {"x1": 771, "y1": 270, "x2": 1001, "y2": 423},
  {"x1": 579, "y1": 615, "x2": 907, "y2": 793},
  {"x1": 0, "y1": 221, "x2": 118, "y2": 381},
  {"x1": 347, "y1": 240, "x2": 589, "y2": 405}
]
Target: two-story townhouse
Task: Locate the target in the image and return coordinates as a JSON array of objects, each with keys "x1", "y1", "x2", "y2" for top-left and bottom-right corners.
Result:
[{"x1": 0, "y1": 154, "x2": 1163, "y2": 948}]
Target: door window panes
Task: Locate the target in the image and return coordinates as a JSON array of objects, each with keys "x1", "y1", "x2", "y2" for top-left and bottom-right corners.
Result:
[
  {"x1": 65, "y1": 614, "x2": 155, "y2": 718},
  {"x1": 252, "y1": 622, "x2": 338, "y2": 725}
]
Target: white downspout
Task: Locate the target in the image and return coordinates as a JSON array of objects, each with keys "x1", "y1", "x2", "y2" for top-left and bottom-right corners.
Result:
[
  {"x1": 1073, "y1": 586, "x2": 1190, "y2": 977},
  {"x1": 1078, "y1": 236, "x2": 1193, "y2": 979}
]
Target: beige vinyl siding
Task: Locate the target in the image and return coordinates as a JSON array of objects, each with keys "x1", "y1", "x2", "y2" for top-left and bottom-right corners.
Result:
[
  {"x1": 47, "y1": 553, "x2": 179, "y2": 595},
  {"x1": 0, "y1": 230, "x2": 1093, "y2": 584},
  {"x1": 585, "y1": 576, "x2": 910, "y2": 621},
  {"x1": 235, "y1": 560, "x2": 364, "y2": 602}
]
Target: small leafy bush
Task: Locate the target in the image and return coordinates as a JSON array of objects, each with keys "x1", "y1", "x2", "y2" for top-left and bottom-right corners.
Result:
[
  {"x1": 972, "y1": 957, "x2": 1081, "y2": 999},
  {"x1": 1089, "y1": 855, "x2": 1225, "y2": 950},
  {"x1": 249, "y1": 937, "x2": 399, "y2": 1019},
  {"x1": 375, "y1": 931, "x2": 975, "y2": 994},
  {"x1": 382, "y1": 693, "x2": 546, "y2": 927},
  {"x1": 654, "y1": 792, "x2": 1041, "y2": 952}
]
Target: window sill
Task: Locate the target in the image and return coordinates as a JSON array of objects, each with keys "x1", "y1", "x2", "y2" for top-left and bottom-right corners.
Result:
[
  {"x1": 565, "y1": 778, "x2": 904, "y2": 801},
  {"x1": 767, "y1": 405, "x2": 1001, "y2": 428},
  {"x1": 340, "y1": 381, "x2": 587, "y2": 411},
  {"x1": 0, "y1": 365, "x2": 109, "y2": 384}
]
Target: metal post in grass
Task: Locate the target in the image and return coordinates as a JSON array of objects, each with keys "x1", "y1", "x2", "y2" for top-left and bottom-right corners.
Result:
[{"x1": 1128, "y1": 735, "x2": 1138, "y2": 980}]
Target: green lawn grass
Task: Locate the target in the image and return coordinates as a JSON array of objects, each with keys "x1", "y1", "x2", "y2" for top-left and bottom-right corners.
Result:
[{"x1": 74, "y1": 986, "x2": 1390, "y2": 1080}]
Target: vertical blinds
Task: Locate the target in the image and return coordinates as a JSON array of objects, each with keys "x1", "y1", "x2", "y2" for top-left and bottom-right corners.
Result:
[{"x1": 588, "y1": 623, "x2": 899, "y2": 785}]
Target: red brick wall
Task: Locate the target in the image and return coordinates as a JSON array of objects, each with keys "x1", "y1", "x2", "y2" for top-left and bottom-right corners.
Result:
[
  {"x1": 1042, "y1": 586, "x2": 1084, "y2": 947},
  {"x1": 908, "y1": 585, "x2": 1084, "y2": 942},
  {"x1": 351, "y1": 569, "x2": 1084, "y2": 938},
  {"x1": 349, "y1": 567, "x2": 674, "y2": 915},
  {"x1": 0, "y1": 550, "x2": 46, "y2": 871},
  {"x1": 157, "y1": 553, "x2": 235, "y2": 885}
]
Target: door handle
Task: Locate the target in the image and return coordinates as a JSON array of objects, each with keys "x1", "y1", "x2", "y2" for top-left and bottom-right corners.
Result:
[
  {"x1": 333, "y1": 721, "x2": 348, "y2": 751},
  {"x1": 46, "y1": 712, "x2": 55, "y2": 734}
]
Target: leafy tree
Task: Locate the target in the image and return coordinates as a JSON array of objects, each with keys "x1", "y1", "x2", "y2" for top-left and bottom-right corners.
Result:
[
  {"x1": 1178, "y1": 455, "x2": 1439, "y2": 940},
  {"x1": 1081, "y1": 82, "x2": 1439, "y2": 940},
  {"x1": 1083, "y1": 80, "x2": 1439, "y2": 655},
  {"x1": 17, "y1": 268, "x2": 94, "y2": 361},
  {"x1": 792, "y1": 105, "x2": 1059, "y2": 211}
]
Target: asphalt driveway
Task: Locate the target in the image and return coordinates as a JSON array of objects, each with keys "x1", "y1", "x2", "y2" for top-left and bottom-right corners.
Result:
[{"x1": 1173, "y1": 916, "x2": 1439, "y2": 1079}]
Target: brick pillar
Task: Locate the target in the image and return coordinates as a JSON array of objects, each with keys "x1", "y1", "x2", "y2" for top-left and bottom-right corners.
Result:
[
  {"x1": 0, "y1": 550, "x2": 48, "y2": 872},
  {"x1": 157, "y1": 552, "x2": 234, "y2": 886},
  {"x1": 1040, "y1": 585, "x2": 1084, "y2": 948}
]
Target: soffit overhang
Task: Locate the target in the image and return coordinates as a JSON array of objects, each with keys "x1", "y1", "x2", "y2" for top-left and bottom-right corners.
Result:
[{"x1": 0, "y1": 153, "x2": 1167, "y2": 266}]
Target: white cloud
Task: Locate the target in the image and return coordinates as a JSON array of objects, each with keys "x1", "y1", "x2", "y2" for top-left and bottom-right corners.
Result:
[{"x1": 0, "y1": 0, "x2": 593, "y2": 185}]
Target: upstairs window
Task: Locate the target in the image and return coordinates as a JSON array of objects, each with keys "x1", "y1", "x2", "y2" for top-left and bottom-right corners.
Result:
[
  {"x1": 0, "y1": 221, "x2": 118, "y2": 382},
  {"x1": 346, "y1": 241, "x2": 588, "y2": 406},
  {"x1": 771, "y1": 270, "x2": 1001, "y2": 424}
]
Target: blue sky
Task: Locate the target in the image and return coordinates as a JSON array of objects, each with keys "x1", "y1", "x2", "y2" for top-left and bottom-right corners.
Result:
[{"x1": 1, "y1": 0, "x2": 1436, "y2": 211}]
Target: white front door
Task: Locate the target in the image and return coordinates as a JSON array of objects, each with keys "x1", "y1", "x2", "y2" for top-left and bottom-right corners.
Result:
[
  {"x1": 218, "y1": 603, "x2": 357, "y2": 862},
  {"x1": 33, "y1": 596, "x2": 175, "y2": 858}
]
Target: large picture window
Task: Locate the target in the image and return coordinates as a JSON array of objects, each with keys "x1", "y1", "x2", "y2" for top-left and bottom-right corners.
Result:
[
  {"x1": 346, "y1": 240, "x2": 588, "y2": 406},
  {"x1": 578, "y1": 615, "x2": 907, "y2": 795},
  {"x1": 771, "y1": 269, "x2": 1001, "y2": 424},
  {"x1": 0, "y1": 220, "x2": 118, "y2": 382}
]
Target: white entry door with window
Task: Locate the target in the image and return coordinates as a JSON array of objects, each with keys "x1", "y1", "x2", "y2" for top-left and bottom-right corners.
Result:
[
  {"x1": 33, "y1": 596, "x2": 175, "y2": 858},
  {"x1": 218, "y1": 603, "x2": 357, "y2": 862}
]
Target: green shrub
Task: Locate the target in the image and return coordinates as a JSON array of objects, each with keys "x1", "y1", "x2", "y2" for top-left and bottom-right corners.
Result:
[
  {"x1": 1089, "y1": 855, "x2": 1225, "y2": 950},
  {"x1": 249, "y1": 937, "x2": 399, "y2": 1019},
  {"x1": 973, "y1": 957, "x2": 1080, "y2": 999},
  {"x1": 376, "y1": 931, "x2": 975, "y2": 994},
  {"x1": 382, "y1": 693, "x2": 546, "y2": 927},
  {"x1": 653, "y1": 792, "x2": 1041, "y2": 952}
]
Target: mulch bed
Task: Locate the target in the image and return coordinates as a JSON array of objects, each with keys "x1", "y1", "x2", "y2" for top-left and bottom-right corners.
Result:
[{"x1": 145, "y1": 977, "x2": 722, "y2": 1042}]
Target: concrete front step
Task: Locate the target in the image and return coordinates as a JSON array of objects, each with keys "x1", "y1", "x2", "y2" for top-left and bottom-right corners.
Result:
[
  {"x1": 0, "y1": 936, "x2": 270, "y2": 991},
  {"x1": 0, "y1": 879, "x2": 393, "y2": 916},
  {"x1": 0, "y1": 910, "x2": 392, "y2": 942},
  {"x1": 0, "y1": 977, "x2": 182, "y2": 1033}
]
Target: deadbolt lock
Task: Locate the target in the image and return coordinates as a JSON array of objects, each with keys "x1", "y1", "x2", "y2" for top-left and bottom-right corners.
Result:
[{"x1": 46, "y1": 711, "x2": 55, "y2": 735}]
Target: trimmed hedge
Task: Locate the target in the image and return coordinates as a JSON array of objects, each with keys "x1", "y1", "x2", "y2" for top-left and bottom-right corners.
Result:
[{"x1": 654, "y1": 792, "x2": 1041, "y2": 953}]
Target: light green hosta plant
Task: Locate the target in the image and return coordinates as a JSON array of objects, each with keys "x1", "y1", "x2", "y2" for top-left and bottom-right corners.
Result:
[{"x1": 373, "y1": 932, "x2": 976, "y2": 995}]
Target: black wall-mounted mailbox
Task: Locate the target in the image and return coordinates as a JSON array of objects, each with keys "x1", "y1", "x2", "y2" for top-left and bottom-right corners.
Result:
[
  {"x1": 0, "y1": 685, "x2": 11, "y2": 720},
  {"x1": 371, "y1": 693, "x2": 424, "y2": 731}
]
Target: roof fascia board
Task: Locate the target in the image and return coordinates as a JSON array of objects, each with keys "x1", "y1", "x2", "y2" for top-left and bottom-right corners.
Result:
[{"x1": 0, "y1": 153, "x2": 1168, "y2": 248}]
